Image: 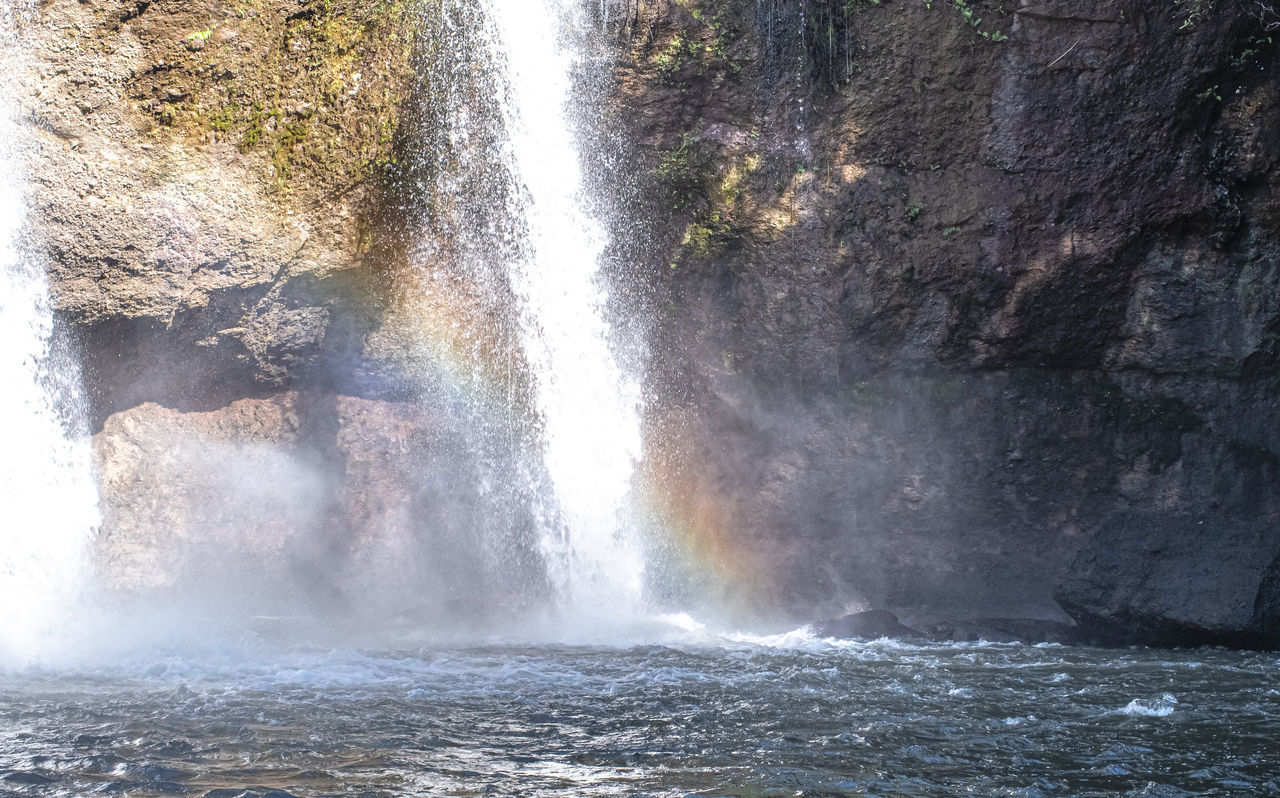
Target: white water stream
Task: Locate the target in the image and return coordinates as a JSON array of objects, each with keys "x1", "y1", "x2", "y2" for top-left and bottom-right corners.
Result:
[
  {"x1": 0, "y1": 1, "x2": 100, "y2": 667},
  {"x1": 480, "y1": 0, "x2": 646, "y2": 618}
]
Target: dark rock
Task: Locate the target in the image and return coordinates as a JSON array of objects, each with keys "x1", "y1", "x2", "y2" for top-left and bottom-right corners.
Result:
[
  {"x1": 1255, "y1": 553, "x2": 1280, "y2": 642},
  {"x1": 1054, "y1": 513, "x2": 1280, "y2": 649},
  {"x1": 615, "y1": 0, "x2": 1280, "y2": 645},
  {"x1": 814, "y1": 610, "x2": 919, "y2": 640}
]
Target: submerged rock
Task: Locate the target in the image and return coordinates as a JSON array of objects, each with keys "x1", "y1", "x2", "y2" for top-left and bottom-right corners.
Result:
[{"x1": 814, "y1": 610, "x2": 919, "y2": 641}]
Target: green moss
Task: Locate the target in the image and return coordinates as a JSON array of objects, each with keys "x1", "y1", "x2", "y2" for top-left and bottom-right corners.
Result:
[
  {"x1": 653, "y1": 133, "x2": 709, "y2": 211},
  {"x1": 643, "y1": 0, "x2": 743, "y2": 81},
  {"x1": 147, "y1": 0, "x2": 416, "y2": 199},
  {"x1": 207, "y1": 106, "x2": 233, "y2": 132},
  {"x1": 654, "y1": 133, "x2": 761, "y2": 267}
]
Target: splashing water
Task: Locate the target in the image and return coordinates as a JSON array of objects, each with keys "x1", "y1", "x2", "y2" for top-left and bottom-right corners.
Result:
[
  {"x1": 0, "y1": 1, "x2": 100, "y2": 667},
  {"x1": 409, "y1": 0, "x2": 647, "y2": 624},
  {"x1": 485, "y1": 0, "x2": 645, "y2": 619}
]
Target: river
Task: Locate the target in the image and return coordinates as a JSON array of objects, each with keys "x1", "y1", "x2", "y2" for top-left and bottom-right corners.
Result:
[{"x1": 2, "y1": 623, "x2": 1277, "y2": 797}]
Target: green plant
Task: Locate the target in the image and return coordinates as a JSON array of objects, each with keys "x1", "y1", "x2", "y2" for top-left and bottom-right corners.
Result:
[
  {"x1": 921, "y1": 0, "x2": 1010, "y2": 41},
  {"x1": 653, "y1": 133, "x2": 711, "y2": 212},
  {"x1": 208, "y1": 107, "x2": 233, "y2": 132},
  {"x1": 1197, "y1": 83, "x2": 1222, "y2": 101},
  {"x1": 906, "y1": 205, "x2": 923, "y2": 222},
  {"x1": 1174, "y1": 0, "x2": 1228, "y2": 30}
]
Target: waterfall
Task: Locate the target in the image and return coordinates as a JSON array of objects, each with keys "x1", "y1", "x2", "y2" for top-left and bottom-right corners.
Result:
[
  {"x1": 408, "y1": 0, "x2": 646, "y2": 623},
  {"x1": 484, "y1": 0, "x2": 646, "y2": 618},
  {"x1": 0, "y1": 1, "x2": 100, "y2": 666}
]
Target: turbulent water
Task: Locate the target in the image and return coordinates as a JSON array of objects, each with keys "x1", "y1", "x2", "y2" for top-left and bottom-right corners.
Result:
[{"x1": 1, "y1": 628, "x2": 1277, "y2": 797}]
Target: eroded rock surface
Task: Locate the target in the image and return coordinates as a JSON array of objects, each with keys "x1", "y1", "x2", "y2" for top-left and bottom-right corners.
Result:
[{"x1": 25, "y1": 0, "x2": 415, "y2": 418}]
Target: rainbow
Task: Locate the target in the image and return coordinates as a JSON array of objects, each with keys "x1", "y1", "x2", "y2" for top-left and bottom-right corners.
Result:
[{"x1": 377, "y1": 253, "x2": 771, "y2": 617}]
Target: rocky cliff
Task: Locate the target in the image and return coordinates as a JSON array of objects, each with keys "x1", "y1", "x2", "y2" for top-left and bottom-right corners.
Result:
[
  {"x1": 614, "y1": 0, "x2": 1280, "y2": 644},
  {"x1": 25, "y1": 0, "x2": 1280, "y2": 645}
]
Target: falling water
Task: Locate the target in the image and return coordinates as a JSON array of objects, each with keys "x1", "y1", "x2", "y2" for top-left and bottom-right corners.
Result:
[
  {"x1": 484, "y1": 0, "x2": 646, "y2": 618},
  {"x1": 409, "y1": 0, "x2": 647, "y2": 623},
  {"x1": 0, "y1": 1, "x2": 100, "y2": 666}
]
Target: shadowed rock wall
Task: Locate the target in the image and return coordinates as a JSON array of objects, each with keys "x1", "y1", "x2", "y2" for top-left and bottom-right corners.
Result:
[{"x1": 610, "y1": 0, "x2": 1280, "y2": 643}]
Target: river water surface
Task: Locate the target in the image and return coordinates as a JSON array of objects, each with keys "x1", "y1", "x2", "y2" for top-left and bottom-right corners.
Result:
[{"x1": 1, "y1": 624, "x2": 1278, "y2": 797}]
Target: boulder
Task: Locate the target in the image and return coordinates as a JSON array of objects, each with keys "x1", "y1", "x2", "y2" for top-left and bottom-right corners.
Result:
[
  {"x1": 1054, "y1": 513, "x2": 1280, "y2": 649},
  {"x1": 814, "y1": 610, "x2": 919, "y2": 641}
]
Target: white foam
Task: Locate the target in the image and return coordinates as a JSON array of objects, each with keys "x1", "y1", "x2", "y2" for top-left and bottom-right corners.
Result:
[{"x1": 1115, "y1": 693, "x2": 1179, "y2": 717}]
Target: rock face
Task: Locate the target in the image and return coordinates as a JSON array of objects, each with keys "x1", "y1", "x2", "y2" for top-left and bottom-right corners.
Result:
[
  {"x1": 606, "y1": 0, "x2": 1280, "y2": 643},
  {"x1": 93, "y1": 392, "x2": 548, "y2": 622},
  {"x1": 1055, "y1": 513, "x2": 1280, "y2": 648},
  {"x1": 21, "y1": 0, "x2": 1280, "y2": 645},
  {"x1": 26, "y1": 0, "x2": 417, "y2": 421}
]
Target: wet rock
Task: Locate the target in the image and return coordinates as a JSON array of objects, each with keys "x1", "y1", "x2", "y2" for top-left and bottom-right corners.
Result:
[
  {"x1": 1254, "y1": 553, "x2": 1280, "y2": 644},
  {"x1": 91, "y1": 392, "x2": 548, "y2": 621},
  {"x1": 617, "y1": 0, "x2": 1280, "y2": 647},
  {"x1": 814, "y1": 610, "x2": 919, "y2": 641},
  {"x1": 1054, "y1": 513, "x2": 1280, "y2": 649}
]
